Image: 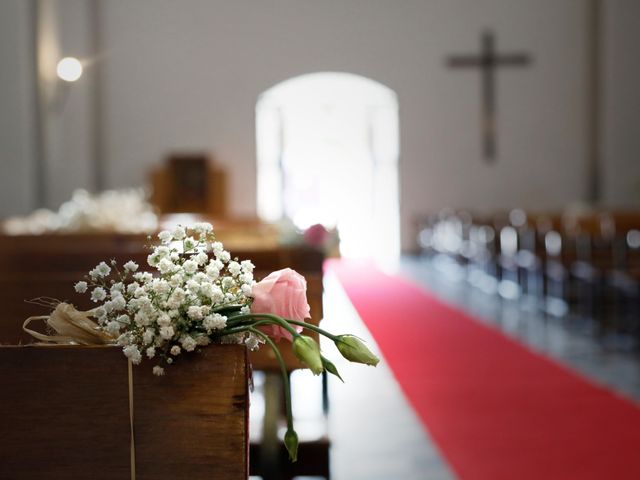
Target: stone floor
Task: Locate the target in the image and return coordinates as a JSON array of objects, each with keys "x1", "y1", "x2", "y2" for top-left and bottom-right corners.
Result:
[{"x1": 252, "y1": 255, "x2": 640, "y2": 480}]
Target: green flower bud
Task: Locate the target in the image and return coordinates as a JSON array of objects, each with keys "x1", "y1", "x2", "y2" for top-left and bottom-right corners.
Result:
[
  {"x1": 284, "y1": 429, "x2": 298, "y2": 462},
  {"x1": 321, "y1": 356, "x2": 344, "y2": 383},
  {"x1": 335, "y1": 335, "x2": 380, "y2": 366},
  {"x1": 292, "y1": 335, "x2": 324, "y2": 375}
]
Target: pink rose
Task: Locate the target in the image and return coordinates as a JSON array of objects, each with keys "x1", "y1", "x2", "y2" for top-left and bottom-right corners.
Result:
[
  {"x1": 303, "y1": 224, "x2": 329, "y2": 248},
  {"x1": 251, "y1": 268, "x2": 310, "y2": 342}
]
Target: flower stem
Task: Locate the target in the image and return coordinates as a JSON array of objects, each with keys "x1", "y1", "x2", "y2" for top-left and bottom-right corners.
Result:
[
  {"x1": 249, "y1": 327, "x2": 295, "y2": 432},
  {"x1": 219, "y1": 320, "x2": 274, "y2": 336},
  {"x1": 286, "y1": 319, "x2": 339, "y2": 342},
  {"x1": 225, "y1": 313, "x2": 300, "y2": 337}
]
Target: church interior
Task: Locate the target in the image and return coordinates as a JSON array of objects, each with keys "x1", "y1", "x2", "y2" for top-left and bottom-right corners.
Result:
[{"x1": 1, "y1": 1, "x2": 640, "y2": 479}]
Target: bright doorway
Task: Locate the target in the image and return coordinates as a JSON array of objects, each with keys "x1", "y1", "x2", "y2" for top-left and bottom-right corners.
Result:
[{"x1": 256, "y1": 72, "x2": 400, "y2": 259}]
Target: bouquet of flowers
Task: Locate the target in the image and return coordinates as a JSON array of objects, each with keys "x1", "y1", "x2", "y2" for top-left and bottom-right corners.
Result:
[
  {"x1": 70, "y1": 222, "x2": 378, "y2": 461},
  {"x1": 3, "y1": 188, "x2": 158, "y2": 235}
]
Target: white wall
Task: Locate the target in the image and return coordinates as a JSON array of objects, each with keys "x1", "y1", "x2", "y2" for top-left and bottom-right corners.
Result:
[
  {"x1": 0, "y1": 0, "x2": 96, "y2": 214},
  {"x1": 0, "y1": 0, "x2": 36, "y2": 216},
  {"x1": 9, "y1": 1, "x2": 640, "y2": 250},
  {"x1": 97, "y1": 0, "x2": 589, "y2": 249},
  {"x1": 602, "y1": 0, "x2": 640, "y2": 207},
  {"x1": 47, "y1": 0, "x2": 95, "y2": 208}
]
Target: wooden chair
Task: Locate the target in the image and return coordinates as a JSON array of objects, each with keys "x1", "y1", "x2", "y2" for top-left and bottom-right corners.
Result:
[{"x1": 150, "y1": 154, "x2": 227, "y2": 217}]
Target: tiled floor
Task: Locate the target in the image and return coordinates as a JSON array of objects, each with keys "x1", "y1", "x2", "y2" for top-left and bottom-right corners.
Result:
[{"x1": 252, "y1": 255, "x2": 640, "y2": 480}]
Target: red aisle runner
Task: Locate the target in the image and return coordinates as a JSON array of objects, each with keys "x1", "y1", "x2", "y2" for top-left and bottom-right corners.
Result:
[{"x1": 328, "y1": 259, "x2": 640, "y2": 480}]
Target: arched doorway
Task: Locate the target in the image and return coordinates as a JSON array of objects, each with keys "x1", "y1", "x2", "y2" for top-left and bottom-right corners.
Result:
[{"x1": 256, "y1": 72, "x2": 399, "y2": 259}]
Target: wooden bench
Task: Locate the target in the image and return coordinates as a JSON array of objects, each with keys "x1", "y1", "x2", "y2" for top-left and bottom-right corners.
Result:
[
  {"x1": 0, "y1": 230, "x2": 329, "y2": 480},
  {"x1": 0, "y1": 344, "x2": 248, "y2": 479}
]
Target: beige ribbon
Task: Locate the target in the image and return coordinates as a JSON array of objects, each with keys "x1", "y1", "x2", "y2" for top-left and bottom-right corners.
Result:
[
  {"x1": 128, "y1": 359, "x2": 136, "y2": 480},
  {"x1": 24, "y1": 303, "x2": 136, "y2": 479},
  {"x1": 23, "y1": 302, "x2": 114, "y2": 345}
]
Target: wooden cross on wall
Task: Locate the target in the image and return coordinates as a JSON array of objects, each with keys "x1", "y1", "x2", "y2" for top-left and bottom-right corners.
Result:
[{"x1": 446, "y1": 30, "x2": 532, "y2": 162}]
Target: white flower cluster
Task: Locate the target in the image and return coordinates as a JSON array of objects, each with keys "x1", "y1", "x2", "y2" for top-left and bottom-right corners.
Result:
[
  {"x1": 77, "y1": 223, "x2": 258, "y2": 375},
  {"x1": 2, "y1": 188, "x2": 158, "y2": 235}
]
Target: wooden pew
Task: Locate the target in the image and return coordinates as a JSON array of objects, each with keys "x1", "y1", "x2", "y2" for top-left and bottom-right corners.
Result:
[
  {"x1": 0, "y1": 344, "x2": 248, "y2": 479},
  {"x1": 419, "y1": 208, "x2": 640, "y2": 335},
  {"x1": 0, "y1": 230, "x2": 329, "y2": 480}
]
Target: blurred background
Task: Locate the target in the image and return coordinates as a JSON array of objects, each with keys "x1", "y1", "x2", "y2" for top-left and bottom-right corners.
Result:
[{"x1": 1, "y1": 1, "x2": 640, "y2": 479}]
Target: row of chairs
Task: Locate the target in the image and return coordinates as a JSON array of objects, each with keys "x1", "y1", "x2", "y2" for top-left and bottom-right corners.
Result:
[{"x1": 417, "y1": 208, "x2": 640, "y2": 338}]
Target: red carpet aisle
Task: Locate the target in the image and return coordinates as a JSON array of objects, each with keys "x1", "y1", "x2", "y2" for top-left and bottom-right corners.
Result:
[{"x1": 328, "y1": 259, "x2": 640, "y2": 480}]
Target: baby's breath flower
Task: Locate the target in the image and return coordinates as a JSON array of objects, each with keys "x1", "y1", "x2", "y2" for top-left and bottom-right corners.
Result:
[
  {"x1": 169, "y1": 273, "x2": 183, "y2": 287},
  {"x1": 159, "y1": 326, "x2": 175, "y2": 340},
  {"x1": 111, "y1": 294, "x2": 126, "y2": 311},
  {"x1": 183, "y1": 237, "x2": 197, "y2": 251},
  {"x1": 123, "y1": 260, "x2": 139, "y2": 272},
  {"x1": 203, "y1": 313, "x2": 227, "y2": 332},
  {"x1": 193, "y1": 222, "x2": 213, "y2": 235},
  {"x1": 180, "y1": 336, "x2": 197, "y2": 352},
  {"x1": 152, "y1": 279, "x2": 171, "y2": 295},
  {"x1": 183, "y1": 259, "x2": 197, "y2": 275},
  {"x1": 211, "y1": 242, "x2": 224, "y2": 255},
  {"x1": 139, "y1": 272, "x2": 153, "y2": 283},
  {"x1": 147, "y1": 253, "x2": 160, "y2": 267},
  {"x1": 135, "y1": 311, "x2": 151, "y2": 327},
  {"x1": 172, "y1": 226, "x2": 186, "y2": 241},
  {"x1": 157, "y1": 313, "x2": 171, "y2": 326},
  {"x1": 90, "y1": 287, "x2": 107, "y2": 303},
  {"x1": 103, "y1": 301, "x2": 114, "y2": 313},
  {"x1": 152, "y1": 365, "x2": 165, "y2": 376},
  {"x1": 170, "y1": 345, "x2": 181, "y2": 356},
  {"x1": 126, "y1": 282, "x2": 140, "y2": 295},
  {"x1": 245, "y1": 332, "x2": 263, "y2": 351},
  {"x1": 220, "y1": 332, "x2": 246, "y2": 345},
  {"x1": 143, "y1": 329, "x2": 155, "y2": 345},
  {"x1": 194, "y1": 251, "x2": 208, "y2": 266},
  {"x1": 211, "y1": 286, "x2": 224, "y2": 303},
  {"x1": 94, "y1": 306, "x2": 107, "y2": 321},
  {"x1": 241, "y1": 260, "x2": 255, "y2": 273},
  {"x1": 157, "y1": 230, "x2": 173, "y2": 244},
  {"x1": 123, "y1": 345, "x2": 142, "y2": 365},
  {"x1": 146, "y1": 347, "x2": 156, "y2": 359},
  {"x1": 198, "y1": 282, "x2": 213, "y2": 297},
  {"x1": 228, "y1": 261, "x2": 241, "y2": 276},
  {"x1": 95, "y1": 261, "x2": 111, "y2": 277},
  {"x1": 186, "y1": 279, "x2": 200, "y2": 293},
  {"x1": 187, "y1": 306, "x2": 204, "y2": 320},
  {"x1": 105, "y1": 321, "x2": 121, "y2": 335},
  {"x1": 74, "y1": 281, "x2": 88, "y2": 293},
  {"x1": 158, "y1": 258, "x2": 175, "y2": 275}
]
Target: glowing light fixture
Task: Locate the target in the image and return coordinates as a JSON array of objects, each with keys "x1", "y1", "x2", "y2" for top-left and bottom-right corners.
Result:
[{"x1": 56, "y1": 57, "x2": 83, "y2": 82}]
